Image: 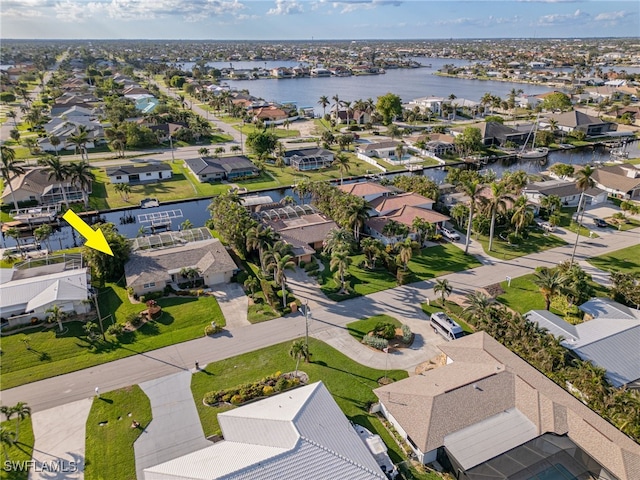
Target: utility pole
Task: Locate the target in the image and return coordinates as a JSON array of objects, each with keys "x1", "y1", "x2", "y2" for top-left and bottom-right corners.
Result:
[
  {"x1": 93, "y1": 291, "x2": 106, "y2": 341},
  {"x1": 304, "y1": 299, "x2": 310, "y2": 359}
]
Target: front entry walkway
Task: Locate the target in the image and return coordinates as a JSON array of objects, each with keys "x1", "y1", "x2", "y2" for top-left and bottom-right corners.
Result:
[{"x1": 134, "y1": 371, "x2": 210, "y2": 479}]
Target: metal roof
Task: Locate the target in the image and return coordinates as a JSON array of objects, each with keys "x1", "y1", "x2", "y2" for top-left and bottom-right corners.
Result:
[
  {"x1": 444, "y1": 408, "x2": 538, "y2": 470},
  {"x1": 525, "y1": 310, "x2": 578, "y2": 341}
]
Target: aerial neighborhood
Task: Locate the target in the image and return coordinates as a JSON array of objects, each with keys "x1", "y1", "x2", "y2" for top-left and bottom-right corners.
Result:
[{"x1": 1, "y1": 33, "x2": 639, "y2": 480}]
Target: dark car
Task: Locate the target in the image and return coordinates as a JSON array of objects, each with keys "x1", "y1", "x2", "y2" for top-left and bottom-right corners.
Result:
[{"x1": 594, "y1": 218, "x2": 608, "y2": 228}]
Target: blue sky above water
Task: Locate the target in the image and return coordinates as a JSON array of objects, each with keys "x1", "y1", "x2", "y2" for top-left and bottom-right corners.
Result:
[{"x1": 1, "y1": 0, "x2": 638, "y2": 40}]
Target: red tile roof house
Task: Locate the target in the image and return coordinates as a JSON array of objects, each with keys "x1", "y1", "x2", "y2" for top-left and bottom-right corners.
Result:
[{"x1": 374, "y1": 332, "x2": 640, "y2": 480}]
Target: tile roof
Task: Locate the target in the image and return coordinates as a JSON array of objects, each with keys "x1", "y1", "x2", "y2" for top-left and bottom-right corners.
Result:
[
  {"x1": 125, "y1": 239, "x2": 236, "y2": 288},
  {"x1": 143, "y1": 382, "x2": 386, "y2": 480},
  {"x1": 374, "y1": 332, "x2": 640, "y2": 480},
  {"x1": 336, "y1": 182, "x2": 395, "y2": 197},
  {"x1": 369, "y1": 192, "x2": 435, "y2": 213}
]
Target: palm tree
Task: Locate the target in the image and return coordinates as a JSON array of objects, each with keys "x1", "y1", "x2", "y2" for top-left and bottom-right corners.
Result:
[
  {"x1": 66, "y1": 126, "x2": 89, "y2": 161},
  {"x1": 265, "y1": 250, "x2": 296, "y2": 309},
  {"x1": 511, "y1": 196, "x2": 535, "y2": 235},
  {"x1": 412, "y1": 217, "x2": 433, "y2": 246},
  {"x1": 458, "y1": 179, "x2": 482, "y2": 254},
  {"x1": 45, "y1": 304, "x2": 66, "y2": 332},
  {"x1": 289, "y1": 340, "x2": 309, "y2": 376},
  {"x1": 434, "y1": 279, "x2": 452, "y2": 306},
  {"x1": 533, "y1": 268, "x2": 566, "y2": 311},
  {"x1": 68, "y1": 161, "x2": 95, "y2": 209},
  {"x1": 0, "y1": 427, "x2": 15, "y2": 462},
  {"x1": 361, "y1": 237, "x2": 385, "y2": 269},
  {"x1": 42, "y1": 156, "x2": 71, "y2": 207},
  {"x1": 318, "y1": 95, "x2": 330, "y2": 118},
  {"x1": 11, "y1": 403, "x2": 31, "y2": 442},
  {"x1": 483, "y1": 181, "x2": 512, "y2": 251},
  {"x1": 323, "y1": 228, "x2": 354, "y2": 256},
  {"x1": 395, "y1": 143, "x2": 405, "y2": 163},
  {"x1": 332, "y1": 153, "x2": 351, "y2": 185},
  {"x1": 5, "y1": 228, "x2": 23, "y2": 257},
  {"x1": 332, "y1": 94, "x2": 341, "y2": 122},
  {"x1": 570, "y1": 165, "x2": 596, "y2": 264},
  {"x1": 344, "y1": 198, "x2": 369, "y2": 242},
  {"x1": 49, "y1": 134, "x2": 61, "y2": 156},
  {"x1": 462, "y1": 290, "x2": 495, "y2": 326},
  {"x1": 7, "y1": 109, "x2": 17, "y2": 127},
  {"x1": 0, "y1": 406, "x2": 14, "y2": 422},
  {"x1": 114, "y1": 183, "x2": 131, "y2": 201},
  {"x1": 330, "y1": 249, "x2": 352, "y2": 293},
  {"x1": 34, "y1": 224, "x2": 53, "y2": 252},
  {"x1": 246, "y1": 224, "x2": 279, "y2": 271},
  {"x1": 540, "y1": 194, "x2": 562, "y2": 216},
  {"x1": 179, "y1": 267, "x2": 202, "y2": 288},
  {"x1": 395, "y1": 237, "x2": 417, "y2": 272},
  {"x1": 243, "y1": 276, "x2": 259, "y2": 299},
  {"x1": 0, "y1": 146, "x2": 25, "y2": 212}
]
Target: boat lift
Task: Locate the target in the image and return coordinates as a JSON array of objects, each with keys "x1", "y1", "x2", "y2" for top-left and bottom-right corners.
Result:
[{"x1": 137, "y1": 209, "x2": 183, "y2": 232}]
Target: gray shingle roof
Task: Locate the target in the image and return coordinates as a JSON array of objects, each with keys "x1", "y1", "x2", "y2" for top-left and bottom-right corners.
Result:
[
  {"x1": 106, "y1": 163, "x2": 172, "y2": 176},
  {"x1": 185, "y1": 156, "x2": 259, "y2": 175}
]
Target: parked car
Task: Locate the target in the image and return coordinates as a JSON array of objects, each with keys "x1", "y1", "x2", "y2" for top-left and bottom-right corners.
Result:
[
  {"x1": 594, "y1": 218, "x2": 608, "y2": 228},
  {"x1": 441, "y1": 227, "x2": 460, "y2": 241}
]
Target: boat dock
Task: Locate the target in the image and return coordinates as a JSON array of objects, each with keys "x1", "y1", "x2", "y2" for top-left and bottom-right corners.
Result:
[{"x1": 137, "y1": 209, "x2": 183, "y2": 232}]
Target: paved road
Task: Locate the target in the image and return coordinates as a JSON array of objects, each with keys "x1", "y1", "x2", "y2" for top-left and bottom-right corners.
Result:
[{"x1": 2, "y1": 215, "x2": 638, "y2": 412}]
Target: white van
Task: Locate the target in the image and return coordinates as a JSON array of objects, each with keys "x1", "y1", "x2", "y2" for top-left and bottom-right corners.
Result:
[{"x1": 430, "y1": 312, "x2": 464, "y2": 341}]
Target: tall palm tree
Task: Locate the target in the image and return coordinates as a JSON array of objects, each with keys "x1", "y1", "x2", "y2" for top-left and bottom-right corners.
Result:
[
  {"x1": 332, "y1": 153, "x2": 351, "y2": 185},
  {"x1": 49, "y1": 134, "x2": 61, "y2": 156},
  {"x1": 45, "y1": 304, "x2": 66, "y2": 332},
  {"x1": 458, "y1": 179, "x2": 482, "y2": 254},
  {"x1": 434, "y1": 279, "x2": 453, "y2": 306},
  {"x1": 412, "y1": 217, "x2": 433, "y2": 247},
  {"x1": 533, "y1": 268, "x2": 566, "y2": 311},
  {"x1": 341, "y1": 100, "x2": 352, "y2": 126},
  {"x1": 318, "y1": 95, "x2": 329, "y2": 118},
  {"x1": 0, "y1": 146, "x2": 25, "y2": 212},
  {"x1": 344, "y1": 198, "x2": 369, "y2": 242},
  {"x1": 5, "y1": 227, "x2": 23, "y2": 257},
  {"x1": 289, "y1": 340, "x2": 309, "y2": 375},
  {"x1": 482, "y1": 181, "x2": 512, "y2": 251},
  {"x1": 330, "y1": 249, "x2": 352, "y2": 293},
  {"x1": 0, "y1": 427, "x2": 15, "y2": 462},
  {"x1": 511, "y1": 196, "x2": 535, "y2": 235},
  {"x1": 66, "y1": 126, "x2": 89, "y2": 161},
  {"x1": 323, "y1": 227, "x2": 354, "y2": 256},
  {"x1": 179, "y1": 267, "x2": 202, "y2": 288},
  {"x1": 68, "y1": 161, "x2": 95, "y2": 209},
  {"x1": 395, "y1": 237, "x2": 417, "y2": 272},
  {"x1": 246, "y1": 224, "x2": 279, "y2": 271},
  {"x1": 395, "y1": 143, "x2": 405, "y2": 163},
  {"x1": 12, "y1": 402, "x2": 31, "y2": 442},
  {"x1": 114, "y1": 183, "x2": 131, "y2": 201},
  {"x1": 332, "y1": 94, "x2": 340, "y2": 121},
  {"x1": 570, "y1": 165, "x2": 596, "y2": 264},
  {"x1": 462, "y1": 290, "x2": 495, "y2": 326},
  {"x1": 265, "y1": 249, "x2": 296, "y2": 309},
  {"x1": 34, "y1": 223, "x2": 53, "y2": 252},
  {"x1": 42, "y1": 156, "x2": 71, "y2": 206}
]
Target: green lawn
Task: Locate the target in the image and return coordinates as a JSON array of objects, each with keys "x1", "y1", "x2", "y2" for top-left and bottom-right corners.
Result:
[
  {"x1": 85, "y1": 385, "x2": 152, "y2": 480},
  {"x1": 556, "y1": 207, "x2": 595, "y2": 237},
  {"x1": 475, "y1": 228, "x2": 567, "y2": 260},
  {"x1": 0, "y1": 417, "x2": 34, "y2": 480},
  {"x1": 603, "y1": 216, "x2": 640, "y2": 232},
  {"x1": 247, "y1": 292, "x2": 280, "y2": 323},
  {"x1": 236, "y1": 123, "x2": 300, "y2": 138},
  {"x1": 0, "y1": 283, "x2": 225, "y2": 389},
  {"x1": 190, "y1": 338, "x2": 409, "y2": 463},
  {"x1": 587, "y1": 244, "x2": 640, "y2": 275},
  {"x1": 319, "y1": 243, "x2": 482, "y2": 301},
  {"x1": 496, "y1": 273, "x2": 609, "y2": 315},
  {"x1": 347, "y1": 314, "x2": 402, "y2": 341}
]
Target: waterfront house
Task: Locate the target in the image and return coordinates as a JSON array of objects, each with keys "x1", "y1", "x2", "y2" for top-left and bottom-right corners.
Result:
[
  {"x1": 184, "y1": 156, "x2": 260, "y2": 183},
  {"x1": 284, "y1": 148, "x2": 334, "y2": 171},
  {"x1": 374, "y1": 332, "x2": 640, "y2": 480},
  {"x1": 357, "y1": 141, "x2": 400, "y2": 159},
  {"x1": 525, "y1": 297, "x2": 640, "y2": 389},
  {"x1": 591, "y1": 163, "x2": 640, "y2": 200},
  {"x1": 125, "y1": 238, "x2": 237, "y2": 296},
  {"x1": 1, "y1": 167, "x2": 86, "y2": 205},
  {"x1": 252, "y1": 105, "x2": 289, "y2": 123},
  {"x1": 475, "y1": 121, "x2": 528, "y2": 147},
  {"x1": 522, "y1": 179, "x2": 607, "y2": 209},
  {"x1": 544, "y1": 111, "x2": 616, "y2": 137},
  {"x1": 336, "y1": 182, "x2": 395, "y2": 202},
  {"x1": 143, "y1": 382, "x2": 387, "y2": 480},
  {"x1": 106, "y1": 163, "x2": 173, "y2": 184},
  {"x1": 0, "y1": 255, "x2": 91, "y2": 328},
  {"x1": 407, "y1": 96, "x2": 449, "y2": 117}
]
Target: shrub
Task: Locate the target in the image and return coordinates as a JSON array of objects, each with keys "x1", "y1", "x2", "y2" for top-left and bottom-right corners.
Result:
[
  {"x1": 401, "y1": 324, "x2": 412, "y2": 343},
  {"x1": 262, "y1": 385, "x2": 274, "y2": 396},
  {"x1": 107, "y1": 323, "x2": 125, "y2": 336},
  {"x1": 374, "y1": 322, "x2": 397, "y2": 340},
  {"x1": 507, "y1": 232, "x2": 522, "y2": 245},
  {"x1": 204, "y1": 322, "x2": 222, "y2": 336},
  {"x1": 164, "y1": 284, "x2": 176, "y2": 295},
  {"x1": 128, "y1": 313, "x2": 143, "y2": 327},
  {"x1": 275, "y1": 376, "x2": 289, "y2": 392},
  {"x1": 230, "y1": 395, "x2": 244, "y2": 405},
  {"x1": 362, "y1": 335, "x2": 389, "y2": 350},
  {"x1": 260, "y1": 279, "x2": 278, "y2": 307}
]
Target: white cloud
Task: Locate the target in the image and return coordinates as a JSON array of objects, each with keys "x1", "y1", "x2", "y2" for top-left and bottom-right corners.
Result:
[
  {"x1": 326, "y1": 0, "x2": 403, "y2": 14},
  {"x1": 1, "y1": 8, "x2": 45, "y2": 17},
  {"x1": 537, "y1": 8, "x2": 590, "y2": 26},
  {"x1": 594, "y1": 10, "x2": 628, "y2": 22},
  {"x1": 436, "y1": 15, "x2": 521, "y2": 28},
  {"x1": 267, "y1": 0, "x2": 303, "y2": 15}
]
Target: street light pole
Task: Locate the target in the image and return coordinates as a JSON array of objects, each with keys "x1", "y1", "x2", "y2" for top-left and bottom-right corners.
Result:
[{"x1": 304, "y1": 299, "x2": 310, "y2": 353}]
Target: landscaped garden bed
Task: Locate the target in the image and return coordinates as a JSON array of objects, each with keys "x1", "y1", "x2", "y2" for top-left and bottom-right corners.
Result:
[
  {"x1": 347, "y1": 315, "x2": 413, "y2": 351},
  {"x1": 203, "y1": 371, "x2": 304, "y2": 407}
]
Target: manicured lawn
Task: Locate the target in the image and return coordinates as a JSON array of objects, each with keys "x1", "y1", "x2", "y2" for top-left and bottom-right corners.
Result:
[
  {"x1": 319, "y1": 243, "x2": 482, "y2": 301},
  {"x1": 475, "y1": 228, "x2": 567, "y2": 260},
  {"x1": 347, "y1": 314, "x2": 402, "y2": 341},
  {"x1": 0, "y1": 283, "x2": 225, "y2": 389},
  {"x1": 556, "y1": 207, "x2": 595, "y2": 237},
  {"x1": 603, "y1": 216, "x2": 640, "y2": 232},
  {"x1": 0, "y1": 417, "x2": 34, "y2": 480},
  {"x1": 85, "y1": 385, "x2": 152, "y2": 480},
  {"x1": 587, "y1": 244, "x2": 640, "y2": 275},
  {"x1": 496, "y1": 273, "x2": 609, "y2": 315},
  {"x1": 247, "y1": 292, "x2": 280, "y2": 323},
  {"x1": 190, "y1": 338, "x2": 409, "y2": 463},
  {"x1": 236, "y1": 124, "x2": 300, "y2": 138}
]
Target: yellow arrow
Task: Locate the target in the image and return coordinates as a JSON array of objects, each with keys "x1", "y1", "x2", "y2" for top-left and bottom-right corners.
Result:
[{"x1": 62, "y1": 210, "x2": 113, "y2": 256}]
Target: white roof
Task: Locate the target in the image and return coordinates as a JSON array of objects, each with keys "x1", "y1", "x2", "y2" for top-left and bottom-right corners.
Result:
[
  {"x1": 444, "y1": 408, "x2": 538, "y2": 470},
  {"x1": 0, "y1": 268, "x2": 88, "y2": 315},
  {"x1": 26, "y1": 279, "x2": 89, "y2": 311},
  {"x1": 144, "y1": 382, "x2": 385, "y2": 480}
]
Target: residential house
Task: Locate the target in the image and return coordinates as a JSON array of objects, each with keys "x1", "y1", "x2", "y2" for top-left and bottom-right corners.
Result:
[
  {"x1": 124, "y1": 238, "x2": 237, "y2": 296},
  {"x1": 474, "y1": 121, "x2": 528, "y2": 147},
  {"x1": 545, "y1": 111, "x2": 616, "y2": 136},
  {"x1": 1, "y1": 167, "x2": 85, "y2": 205},
  {"x1": 148, "y1": 123, "x2": 187, "y2": 143},
  {"x1": 184, "y1": 156, "x2": 260, "y2": 183},
  {"x1": 0, "y1": 255, "x2": 91, "y2": 328},
  {"x1": 526, "y1": 297, "x2": 640, "y2": 389},
  {"x1": 374, "y1": 332, "x2": 640, "y2": 480},
  {"x1": 260, "y1": 205, "x2": 338, "y2": 264},
  {"x1": 407, "y1": 133, "x2": 456, "y2": 157},
  {"x1": 591, "y1": 163, "x2": 640, "y2": 199},
  {"x1": 522, "y1": 179, "x2": 607, "y2": 209},
  {"x1": 106, "y1": 163, "x2": 173, "y2": 184},
  {"x1": 407, "y1": 96, "x2": 449, "y2": 117},
  {"x1": 143, "y1": 382, "x2": 388, "y2": 480},
  {"x1": 336, "y1": 182, "x2": 396, "y2": 202},
  {"x1": 252, "y1": 105, "x2": 289, "y2": 124},
  {"x1": 357, "y1": 141, "x2": 400, "y2": 159},
  {"x1": 284, "y1": 148, "x2": 334, "y2": 171}
]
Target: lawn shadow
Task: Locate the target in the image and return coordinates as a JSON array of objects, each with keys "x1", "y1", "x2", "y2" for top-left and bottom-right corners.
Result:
[{"x1": 98, "y1": 397, "x2": 114, "y2": 404}]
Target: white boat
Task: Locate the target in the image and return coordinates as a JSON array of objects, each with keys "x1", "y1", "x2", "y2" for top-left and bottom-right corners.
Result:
[
  {"x1": 353, "y1": 424, "x2": 398, "y2": 478},
  {"x1": 10, "y1": 205, "x2": 59, "y2": 224},
  {"x1": 518, "y1": 114, "x2": 548, "y2": 160},
  {"x1": 140, "y1": 198, "x2": 160, "y2": 208}
]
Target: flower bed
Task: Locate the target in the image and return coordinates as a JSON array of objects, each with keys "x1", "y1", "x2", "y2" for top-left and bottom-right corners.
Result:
[{"x1": 203, "y1": 371, "x2": 302, "y2": 406}]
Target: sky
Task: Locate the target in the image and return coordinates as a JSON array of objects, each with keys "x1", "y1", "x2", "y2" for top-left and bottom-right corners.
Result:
[{"x1": 1, "y1": 0, "x2": 638, "y2": 40}]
